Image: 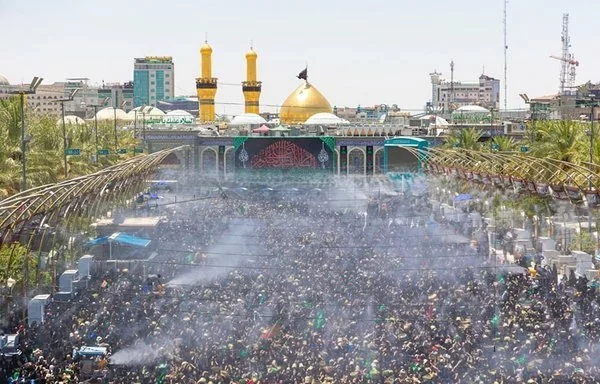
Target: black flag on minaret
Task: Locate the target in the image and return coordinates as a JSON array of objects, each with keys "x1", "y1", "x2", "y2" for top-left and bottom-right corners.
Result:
[{"x1": 297, "y1": 67, "x2": 308, "y2": 81}]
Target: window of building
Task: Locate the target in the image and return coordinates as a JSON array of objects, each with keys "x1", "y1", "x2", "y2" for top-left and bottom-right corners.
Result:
[
  {"x1": 165, "y1": 73, "x2": 170, "y2": 77},
  {"x1": 150, "y1": 73, "x2": 155, "y2": 77},
  {"x1": 151, "y1": 89, "x2": 155, "y2": 92},
  {"x1": 151, "y1": 81, "x2": 155, "y2": 85}
]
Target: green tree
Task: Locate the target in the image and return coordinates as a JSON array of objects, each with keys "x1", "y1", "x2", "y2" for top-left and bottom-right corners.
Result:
[
  {"x1": 0, "y1": 103, "x2": 141, "y2": 197},
  {"x1": 0, "y1": 243, "x2": 38, "y2": 289},
  {"x1": 531, "y1": 120, "x2": 584, "y2": 164},
  {"x1": 444, "y1": 127, "x2": 483, "y2": 150},
  {"x1": 491, "y1": 135, "x2": 518, "y2": 152}
]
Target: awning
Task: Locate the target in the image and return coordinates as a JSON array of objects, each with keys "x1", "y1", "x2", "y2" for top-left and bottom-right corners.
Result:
[
  {"x1": 453, "y1": 194, "x2": 473, "y2": 203},
  {"x1": 87, "y1": 233, "x2": 151, "y2": 248},
  {"x1": 87, "y1": 236, "x2": 108, "y2": 246},
  {"x1": 252, "y1": 125, "x2": 271, "y2": 133},
  {"x1": 112, "y1": 233, "x2": 151, "y2": 247}
]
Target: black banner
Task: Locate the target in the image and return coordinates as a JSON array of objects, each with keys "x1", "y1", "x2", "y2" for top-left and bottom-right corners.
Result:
[
  {"x1": 218, "y1": 145, "x2": 225, "y2": 173},
  {"x1": 366, "y1": 145, "x2": 374, "y2": 175},
  {"x1": 340, "y1": 145, "x2": 347, "y2": 174},
  {"x1": 235, "y1": 138, "x2": 333, "y2": 170}
]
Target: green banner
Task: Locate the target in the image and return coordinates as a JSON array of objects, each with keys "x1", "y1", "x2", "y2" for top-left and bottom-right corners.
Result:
[{"x1": 65, "y1": 148, "x2": 80, "y2": 156}]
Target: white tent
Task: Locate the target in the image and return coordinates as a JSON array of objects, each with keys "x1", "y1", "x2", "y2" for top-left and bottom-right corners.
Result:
[
  {"x1": 58, "y1": 115, "x2": 86, "y2": 125},
  {"x1": 304, "y1": 112, "x2": 349, "y2": 126},
  {"x1": 127, "y1": 106, "x2": 165, "y2": 122},
  {"x1": 230, "y1": 113, "x2": 267, "y2": 126},
  {"x1": 96, "y1": 107, "x2": 128, "y2": 121},
  {"x1": 420, "y1": 115, "x2": 449, "y2": 126}
]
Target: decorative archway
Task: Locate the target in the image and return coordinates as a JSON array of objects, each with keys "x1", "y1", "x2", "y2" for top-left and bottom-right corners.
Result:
[
  {"x1": 223, "y1": 146, "x2": 235, "y2": 175},
  {"x1": 160, "y1": 152, "x2": 183, "y2": 168},
  {"x1": 334, "y1": 149, "x2": 340, "y2": 175},
  {"x1": 347, "y1": 147, "x2": 366, "y2": 175},
  {"x1": 383, "y1": 137, "x2": 429, "y2": 173},
  {"x1": 200, "y1": 147, "x2": 218, "y2": 174},
  {"x1": 374, "y1": 147, "x2": 385, "y2": 174}
]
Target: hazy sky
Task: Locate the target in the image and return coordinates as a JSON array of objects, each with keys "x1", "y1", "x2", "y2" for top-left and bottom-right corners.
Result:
[{"x1": 1, "y1": 0, "x2": 597, "y2": 114}]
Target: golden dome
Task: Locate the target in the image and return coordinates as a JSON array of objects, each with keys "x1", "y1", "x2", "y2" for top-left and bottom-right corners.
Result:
[
  {"x1": 246, "y1": 48, "x2": 257, "y2": 58},
  {"x1": 279, "y1": 82, "x2": 332, "y2": 125},
  {"x1": 200, "y1": 41, "x2": 213, "y2": 53}
]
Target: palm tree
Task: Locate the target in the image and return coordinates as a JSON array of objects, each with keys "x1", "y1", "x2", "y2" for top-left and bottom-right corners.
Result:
[
  {"x1": 0, "y1": 97, "x2": 26, "y2": 195},
  {"x1": 444, "y1": 127, "x2": 483, "y2": 150},
  {"x1": 0, "y1": 105, "x2": 143, "y2": 196},
  {"x1": 491, "y1": 135, "x2": 518, "y2": 152},
  {"x1": 531, "y1": 120, "x2": 584, "y2": 164}
]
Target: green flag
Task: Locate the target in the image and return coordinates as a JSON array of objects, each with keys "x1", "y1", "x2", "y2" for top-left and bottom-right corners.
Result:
[
  {"x1": 490, "y1": 313, "x2": 500, "y2": 327},
  {"x1": 315, "y1": 310, "x2": 326, "y2": 329},
  {"x1": 156, "y1": 362, "x2": 168, "y2": 384}
]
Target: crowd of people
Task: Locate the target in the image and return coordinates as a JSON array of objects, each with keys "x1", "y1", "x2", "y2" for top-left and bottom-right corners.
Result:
[{"x1": 2, "y1": 176, "x2": 600, "y2": 383}]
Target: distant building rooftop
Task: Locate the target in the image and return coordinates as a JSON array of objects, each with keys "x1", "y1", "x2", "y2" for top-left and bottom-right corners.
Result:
[{"x1": 135, "y1": 56, "x2": 173, "y2": 64}]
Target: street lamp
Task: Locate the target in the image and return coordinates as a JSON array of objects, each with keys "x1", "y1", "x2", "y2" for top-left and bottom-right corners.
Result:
[
  {"x1": 54, "y1": 89, "x2": 80, "y2": 178},
  {"x1": 141, "y1": 106, "x2": 154, "y2": 148},
  {"x1": 519, "y1": 93, "x2": 535, "y2": 142},
  {"x1": 85, "y1": 97, "x2": 110, "y2": 163},
  {"x1": 585, "y1": 94, "x2": 598, "y2": 234},
  {"x1": 114, "y1": 100, "x2": 127, "y2": 150},
  {"x1": 8, "y1": 77, "x2": 43, "y2": 191}
]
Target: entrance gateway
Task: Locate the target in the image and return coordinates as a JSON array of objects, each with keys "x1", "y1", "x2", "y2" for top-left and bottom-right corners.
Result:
[{"x1": 383, "y1": 137, "x2": 429, "y2": 174}]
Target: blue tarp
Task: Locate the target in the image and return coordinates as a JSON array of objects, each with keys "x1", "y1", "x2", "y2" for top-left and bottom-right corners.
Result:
[
  {"x1": 453, "y1": 194, "x2": 473, "y2": 203},
  {"x1": 115, "y1": 233, "x2": 151, "y2": 248},
  {"x1": 87, "y1": 236, "x2": 108, "y2": 246},
  {"x1": 87, "y1": 233, "x2": 151, "y2": 248}
]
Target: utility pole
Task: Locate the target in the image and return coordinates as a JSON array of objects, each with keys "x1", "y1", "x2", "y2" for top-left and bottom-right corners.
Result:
[
  {"x1": 114, "y1": 100, "x2": 127, "y2": 150},
  {"x1": 7, "y1": 77, "x2": 43, "y2": 192},
  {"x1": 503, "y1": 0, "x2": 508, "y2": 111},
  {"x1": 54, "y1": 89, "x2": 80, "y2": 178},
  {"x1": 588, "y1": 95, "x2": 597, "y2": 234},
  {"x1": 87, "y1": 97, "x2": 109, "y2": 163},
  {"x1": 450, "y1": 60, "x2": 455, "y2": 112}
]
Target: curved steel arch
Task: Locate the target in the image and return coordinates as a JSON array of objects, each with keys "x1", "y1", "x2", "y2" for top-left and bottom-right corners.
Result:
[
  {"x1": 425, "y1": 147, "x2": 600, "y2": 194},
  {"x1": 0, "y1": 146, "x2": 188, "y2": 247}
]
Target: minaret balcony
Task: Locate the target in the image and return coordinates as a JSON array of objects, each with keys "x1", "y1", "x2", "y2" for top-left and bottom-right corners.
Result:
[
  {"x1": 196, "y1": 78, "x2": 218, "y2": 89},
  {"x1": 242, "y1": 81, "x2": 262, "y2": 92}
]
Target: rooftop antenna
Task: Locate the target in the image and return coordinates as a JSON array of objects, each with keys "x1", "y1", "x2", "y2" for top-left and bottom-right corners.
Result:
[
  {"x1": 450, "y1": 60, "x2": 455, "y2": 110},
  {"x1": 503, "y1": 0, "x2": 508, "y2": 110},
  {"x1": 550, "y1": 14, "x2": 579, "y2": 95},
  {"x1": 560, "y1": 14, "x2": 569, "y2": 95}
]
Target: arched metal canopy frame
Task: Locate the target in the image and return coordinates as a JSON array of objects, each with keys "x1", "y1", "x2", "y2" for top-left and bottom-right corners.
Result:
[
  {"x1": 0, "y1": 146, "x2": 189, "y2": 248},
  {"x1": 423, "y1": 148, "x2": 600, "y2": 191}
]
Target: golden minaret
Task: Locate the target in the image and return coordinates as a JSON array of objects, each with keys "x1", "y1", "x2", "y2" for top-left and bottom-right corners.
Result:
[
  {"x1": 196, "y1": 41, "x2": 217, "y2": 122},
  {"x1": 242, "y1": 47, "x2": 261, "y2": 114}
]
